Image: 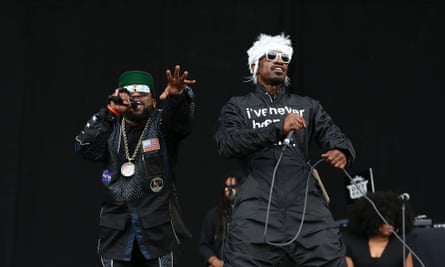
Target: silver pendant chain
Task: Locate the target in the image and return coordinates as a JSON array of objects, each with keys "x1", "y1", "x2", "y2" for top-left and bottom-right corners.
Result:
[{"x1": 121, "y1": 117, "x2": 151, "y2": 162}]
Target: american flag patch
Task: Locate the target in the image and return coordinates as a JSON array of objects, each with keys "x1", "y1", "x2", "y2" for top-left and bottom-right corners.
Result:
[{"x1": 143, "y1": 138, "x2": 160, "y2": 152}]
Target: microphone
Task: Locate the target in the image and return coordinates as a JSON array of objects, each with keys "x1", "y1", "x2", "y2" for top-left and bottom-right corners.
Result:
[
  {"x1": 283, "y1": 130, "x2": 295, "y2": 145},
  {"x1": 226, "y1": 185, "x2": 236, "y2": 197},
  {"x1": 228, "y1": 188, "x2": 234, "y2": 196},
  {"x1": 109, "y1": 95, "x2": 141, "y2": 109},
  {"x1": 129, "y1": 99, "x2": 142, "y2": 109},
  {"x1": 399, "y1": 193, "x2": 410, "y2": 201}
]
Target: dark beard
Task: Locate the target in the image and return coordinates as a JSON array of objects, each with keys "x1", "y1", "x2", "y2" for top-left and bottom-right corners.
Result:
[
  {"x1": 268, "y1": 77, "x2": 284, "y2": 86},
  {"x1": 123, "y1": 105, "x2": 155, "y2": 122}
]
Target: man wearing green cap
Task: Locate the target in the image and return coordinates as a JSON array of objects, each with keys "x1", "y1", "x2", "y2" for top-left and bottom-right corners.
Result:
[{"x1": 75, "y1": 65, "x2": 196, "y2": 267}]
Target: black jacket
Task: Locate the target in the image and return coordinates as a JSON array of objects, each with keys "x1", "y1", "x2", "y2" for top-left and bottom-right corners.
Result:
[{"x1": 75, "y1": 87, "x2": 194, "y2": 260}]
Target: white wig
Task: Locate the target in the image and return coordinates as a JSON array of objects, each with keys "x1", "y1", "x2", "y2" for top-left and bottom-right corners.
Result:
[{"x1": 246, "y1": 33, "x2": 294, "y2": 86}]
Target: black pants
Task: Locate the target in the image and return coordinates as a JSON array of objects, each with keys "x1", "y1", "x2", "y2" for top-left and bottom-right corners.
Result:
[{"x1": 101, "y1": 246, "x2": 173, "y2": 267}]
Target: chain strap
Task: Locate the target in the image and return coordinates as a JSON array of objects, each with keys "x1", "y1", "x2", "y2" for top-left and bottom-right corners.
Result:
[{"x1": 121, "y1": 117, "x2": 151, "y2": 162}]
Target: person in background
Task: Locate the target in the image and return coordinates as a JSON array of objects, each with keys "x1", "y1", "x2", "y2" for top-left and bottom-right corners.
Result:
[
  {"x1": 199, "y1": 173, "x2": 240, "y2": 267},
  {"x1": 74, "y1": 65, "x2": 196, "y2": 267},
  {"x1": 343, "y1": 190, "x2": 415, "y2": 267},
  {"x1": 214, "y1": 32, "x2": 356, "y2": 266}
]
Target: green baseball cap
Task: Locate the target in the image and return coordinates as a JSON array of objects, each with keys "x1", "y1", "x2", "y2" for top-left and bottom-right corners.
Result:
[{"x1": 118, "y1": 70, "x2": 154, "y2": 94}]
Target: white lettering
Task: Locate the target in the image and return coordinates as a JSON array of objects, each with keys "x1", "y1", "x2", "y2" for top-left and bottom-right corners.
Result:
[{"x1": 244, "y1": 105, "x2": 306, "y2": 130}]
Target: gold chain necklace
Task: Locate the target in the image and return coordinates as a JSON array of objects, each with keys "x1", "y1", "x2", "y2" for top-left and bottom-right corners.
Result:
[{"x1": 120, "y1": 117, "x2": 151, "y2": 177}]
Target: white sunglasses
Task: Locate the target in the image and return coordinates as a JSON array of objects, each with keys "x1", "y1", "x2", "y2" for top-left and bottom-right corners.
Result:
[
  {"x1": 123, "y1": 84, "x2": 151, "y2": 93},
  {"x1": 265, "y1": 50, "x2": 291, "y2": 64}
]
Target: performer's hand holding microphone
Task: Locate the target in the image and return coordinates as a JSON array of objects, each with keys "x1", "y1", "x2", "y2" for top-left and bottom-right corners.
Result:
[
  {"x1": 283, "y1": 113, "x2": 306, "y2": 146},
  {"x1": 107, "y1": 88, "x2": 141, "y2": 116}
]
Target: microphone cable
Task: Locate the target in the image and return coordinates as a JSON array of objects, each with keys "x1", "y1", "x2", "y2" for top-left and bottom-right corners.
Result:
[
  {"x1": 263, "y1": 147, "x2": 325, "y2": 246},
  {"x1": 263, "y1": 143, "x2": 426, "y2": 267}
]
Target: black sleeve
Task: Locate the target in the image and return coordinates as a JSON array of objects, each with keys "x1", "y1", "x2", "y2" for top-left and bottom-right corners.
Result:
[
  {"x1": 160, "y1": 86, "x2": 195, "y2": 141},
  {"x1": 74, "y1": 107, "x2": 117, "y2": 161},
  {"x1": 214, "y1": 97, "x2": 282, "y2": 159},
  {"x1": 311, "y1": 99, "x2": 356, "y2": 164}
]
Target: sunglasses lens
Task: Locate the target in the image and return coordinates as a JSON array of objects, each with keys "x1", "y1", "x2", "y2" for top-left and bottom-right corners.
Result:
[
  {"x1": 281, "y1": 54, "x2": 290, "y2": 63},
  {"x1": 266, "y1": 51, "x2": 277, "y2": 61}
]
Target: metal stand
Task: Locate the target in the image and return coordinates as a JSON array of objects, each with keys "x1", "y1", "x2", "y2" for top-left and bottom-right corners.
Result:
[{"x1": 401, "y1": 200, "x2": 407, "y2": 267}]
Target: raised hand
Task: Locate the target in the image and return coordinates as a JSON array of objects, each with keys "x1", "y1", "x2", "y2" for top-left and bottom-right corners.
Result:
[{"x1": 159, "y1": 65, "x2": 196, "y2": 100}]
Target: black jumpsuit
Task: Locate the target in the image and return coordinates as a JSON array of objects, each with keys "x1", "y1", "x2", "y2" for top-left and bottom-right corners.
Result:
[{"x1": 214, "y1": 84, "x2": 356, "y2": 267}]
